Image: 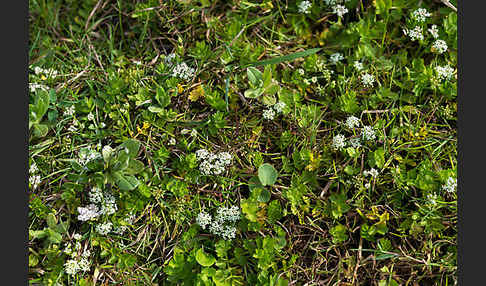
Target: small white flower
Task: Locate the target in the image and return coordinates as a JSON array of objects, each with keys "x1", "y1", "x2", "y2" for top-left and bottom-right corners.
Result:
[
  {"x1": 99, "y1": 193, "x2": 117, "y2": 216},
  {"x1": 361, "y1": 73, "x2": 375, "y2": 88},
  {"x1": 442, "y1": 177, "x2": 457, "y2": 193},
  {"x1": 191, "y1": 129, "x2": 198, "y2": 137},
  {"x1": 273, "y1": 102, "x2": 286, "y2": 113},
  {"x1": 196, "y1": 149, "x2": 210, "y2": 161},
  {"x1": 428, "y1": 24, "x2": 439, "y2": 39},
  {"x1": 364, "y1": 182, "x2": 371, "y2": 189},
  {"x1": 403, "y1": 26, "x2": 424, "y2": 41},
  {"x1": 180, "y1": 129, "x2": 191, "y2": 135},
  {"x1": 298, "y1": 68, "x2": 305, "y2": 75},
  {"x1": 262, "y1": 108, "x2": 276, "y2": 120},
  {"x1": 172, "y1": 62, "x2": 195, "y2": 81},
  {"x1": 77, "y1": 204, "x2": 100, "y2": 221},
  {"x1": 64, "y1": 259, "x2": 80, "y2": 275},
  {"x1": 349, "y1": 137, "x2": 362, "y2": 148},
  {"x1": 67, "y1": 124, "x2": 78, "y2": 132},
  {"x1": 87, "y1": 113, "x2": 95, "y2": 121},
  {"x1": 168, "y1": 137, "x2": 176, "y2": 145},
  {"x1": 29, "y1": 175, "x2": 41, "y2": 189},
  {"x1": 361, "y1": 126, "x2": 376, "y2": 141},
  {"x1": 99, "y1": 122, "x2": 106, "y2": 128},
  {"x1": 436, "y1": 65, "x2": 455, "y2": 81},
  {"x1": 333, "y1": 4, "x2": 348, "y2": 17},
  {"x1": 353, "y1": 61, "x2": 364, "y2": 71},
  {"x1": 78, "y1": 257, "x2": 91, "y2": 272},
  {"x1": 364, "y1": 168, "x2": 379, "y2": 178},
  {"x1": 64, "y1": 105, "x2": 76, "y2": 117},
  {"x1": 298, "y1": 1, "x2": 312, "y2": 14},
  {"x1": 73, "y1": 233, "x2": 82, "y2": 240},
  {"x1": 29, "y1": 162, "x2": 39, "y2": 174},
  {"x1": 96, "y1": 222, "x2": 113, "y2": 235},
  {"x1": 215, "y1": 206, "x2": 240, "y2": 223},
  {"x1": 345, "y1": 116, "x2": 360, "y2": 129},
  {"x1": 329, "y1": 53, "x2": 344, "y2": 65},
  {"x1": 432, "y1": 39, "x2": 448, "y2": 54},
  {"x1": 29, "y1": 83, "x2": 49, "y2": 93},
  {"x1": 165, "y1": 53, "x2": 177, "y2": 65},
  {"x1": 332, "y1": 134, "x2": 346, "y2": 150},
  {"x1": 196, "y1": 212, "x2": 212, "y2": 230},
  {"x1": 427, "y1": 193, "x2": 439, "y2": 205},
  {"x1": 88, "y1": 187, "x2": 104, "y2": 204},
  {"x1": 411, "y1": 8, "x2": 431, "y2": 23}
]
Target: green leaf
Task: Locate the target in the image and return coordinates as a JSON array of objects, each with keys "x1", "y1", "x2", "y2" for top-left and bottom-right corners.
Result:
[
  {"x1": 195, "y1": 248, "x2": 216, "y2": 267},
  {"x1": 247, "y1": 67, "x2": 263, "y2": 86},
  {"x1": 155, "y1": 86, "x2": 171, "y2": 108},
  {"x1": 113, "y1": 172, "x2": 140, "y2": 191},
  {"x1": 244, "y1": 87, "x2": 264, "y2": 98},
  {"x1": 102, "y1": 145, "x2": 115, "y2": 163},
  {"x1": 32, "y1": 90, "x2": 50, "y2": 123},
  {"x1": 374, "y1": 148, "x2": 385, "y2": 169},
  {"x1": 120, "y1": 139, "x2": 141, "y2": 158},
  {"x1": 46, "y1": 213, "x2": 57, "y2": 229},
  {"x1": 32, "y1": 124, "x2": 49, "y2": 138},
  {"x1": 47, "y1": 228, "x2": 62, "y2": 244},
  {"x1": 257, "y1": 188, "x2": 271, "y2": 203},
  {"x1": 374, "y1": 0, "x2": 392, "y2": 15},
  {"x1": 125, "y1": 159, "x2": 145, "y2": 175},
  {"x1": 148, "y1": 105, "x2": 165, "y2": 113},
  {"x1": 258, "y1": 163, "x2": 278, "y2": 186},
  {"x1": 245, "y1": 48, "x2": 322, "y2": 68}
]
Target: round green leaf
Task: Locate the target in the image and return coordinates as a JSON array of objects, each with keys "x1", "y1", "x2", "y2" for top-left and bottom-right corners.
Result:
[
  {"x1": 195, "y1": 248, "x2": 216, "y2": 267},
  {"x1": 258, "y1": 163, "x2": 278, "y2": 186}
]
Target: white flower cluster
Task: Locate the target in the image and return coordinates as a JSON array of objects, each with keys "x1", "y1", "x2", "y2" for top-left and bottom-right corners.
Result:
[
  {"x1": 64, "y1": 248, "x2": 91, "y2": 276},
  {"x1": 361, "y1": 125, "x2": 376, "y2": 141},
  {"x1": 411, "y1": 8, "x2": 431, "y2": 23},
  {"x1": 77, "y1": 187, "x2": 118, "y2": 222},
  {"x1": 432, "y1": 39, "x2": 448, "y2": 54},
  {"x1": 29, "y1": 83, "x2": 49, "y2": 93},
  {"x1": 329, "y1": 53, "x2": 344, "y2": 65},
  {"x1": 364, "y1": 168, "x2": 379, "y2": 178},
  {"x1": 33, "y1": 66, "x2": 59, "y2": 78},
  {"x1": 428, "y1": 24, "x2": 439, "y2": 39},
  {"x1": 196, "y1": 149, "x2": 232, "y2": 175},
  {"x1": 403, "y1": 26, "x2": 424, "y2": 41},
  {"x1": 442, "y1": 177, "x2": 457, "y2": 193},
  {"x1": 298, "y1": 1, "x2": 312, "y2": 14},
  {"x1": 324, "y1": 0, "x2": 350, "y2": 5},
  {"x1": 427, "y1": 193, "x2": 439, "y2": 205},
  {"x1": 263, "y1": 101, "x2": 286, "y2": 120},
  {"x1": 29, "y1": 161, "x2": 41, "y2": 189},
  {"x1": 196, "y1": 206, "x2": 241, "y2": 240},
  {"x1": 332, "y1": 134, "x2": 346, "y2": 150},
  {"x1": 333, "y1": 4, "x2": 348, "y2": 17},
  {"x1": 345, "y1": 116, "x2": 360, "y2": 129},
  {"x1": 262, "y1": 108, "x2": 276, "y2": 120},
  {"x1": 361, "y1": 73, "x2": 375, "y2": 88},
  {"x1": 63, "y1": 105, "x2": 76, "y2": 117},
  {"x1": 353, "y1": 61, "x2": 364, "y2": 71},
  {"x1": 172, "y1": 62, "x2": 195, "y2": 81},
  {"x1": 77, "y1": 146, "x2": 101, "y2": 166},
  {"x1": 96, "y1": 222, "x2": 113, "y2": 235},
  {"x1": 436, "y1": 65, "x2": 455, "y2": 81}
]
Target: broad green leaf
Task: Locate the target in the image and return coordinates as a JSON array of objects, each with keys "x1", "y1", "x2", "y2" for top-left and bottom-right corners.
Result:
[
  {"x1": 33, "y1": 123, "x2": 49, "y2": 138},
  {"x1": 46, "y1": 213, "x2": 57, "y2": 229},
  {"x1": 120, "y1": 139, "x2": 141, "y2": 158},
  {"x1": 258, "y1": 163, "x2": 278, "y2": 186},
  {"x1": 247, "y1": 67, "x2": 263, "y2": 86},
  {"x1": 47, "y1": 228, "x2": 62, "y2": 244},
  {"x1": 374, "y1": 0, "x2": 392, "y2": 15},
  {"x1": 113, "y1": 172, "x2": 140, "y2": 191},
  {"x1": 374, "y1": 148, "x2": 385, "y2": 169},
  {"x1": 125, "y1": 159, "x2": 145, "y2": 175},
  {"x1": 257, "y1": 188, "x2": 271, "y2": 203},
  {"x1": 148, "y1": 106, "x2": 165, "y2": 113},
  {"x1": 32, "y1": 90, "x2": 50, "y2": 123},
  {"x1": 244, "y1": 87, "x2": 263, "y2": 98},
  {"x1": 156, "y1": 86, "x2": 171, "y2": 108},
  {"x1": 195, "y1": 248, "x2": 216, "y2": 267}
]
